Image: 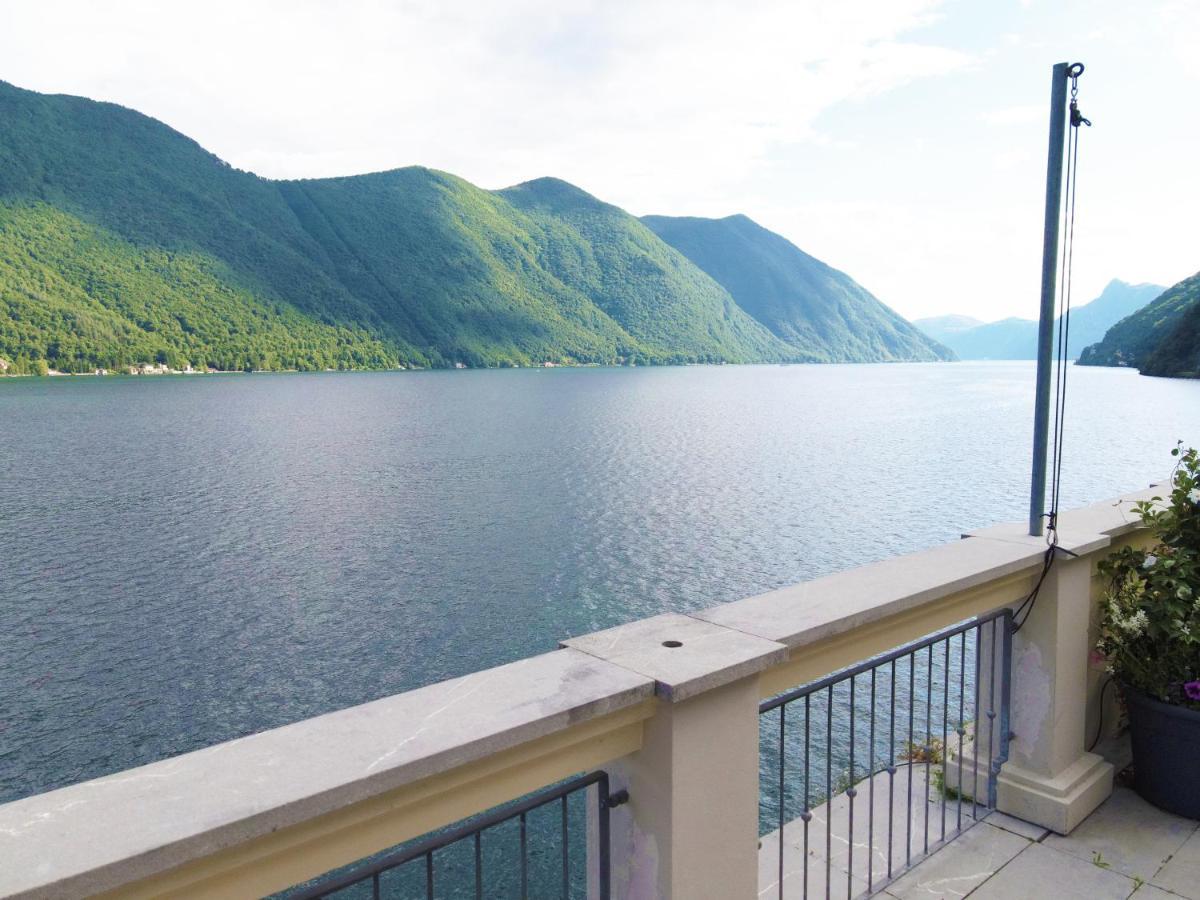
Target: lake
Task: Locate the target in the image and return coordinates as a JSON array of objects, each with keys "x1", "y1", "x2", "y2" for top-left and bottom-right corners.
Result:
[{"x1": 1, "y1": 362, "x2": 1197, "y2": 804}]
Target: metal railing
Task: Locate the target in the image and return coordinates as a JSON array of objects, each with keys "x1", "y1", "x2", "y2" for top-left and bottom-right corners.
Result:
[
  {"x1": 758, "y1": 608, "x2": 1013, "y2": 899},
  {"x1": 289, "y1": 771, "x2": 627, "y2": 899}
]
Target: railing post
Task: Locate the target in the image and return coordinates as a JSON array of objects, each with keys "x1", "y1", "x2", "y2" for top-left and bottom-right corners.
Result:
[
  {"x1": 995, "y1": 547, "x2": 1114, "y2": 834},
  {"x1": 563, "y1": 613, "x2": 788, "y2": 899},
  {"x1": 609, "y1": 678, "x2": 764, "y2": 898}
]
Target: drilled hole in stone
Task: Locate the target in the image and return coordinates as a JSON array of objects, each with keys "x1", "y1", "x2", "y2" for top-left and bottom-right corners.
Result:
[{"x1": 662, "y1": 640, "x2": 683, "y2": 648}]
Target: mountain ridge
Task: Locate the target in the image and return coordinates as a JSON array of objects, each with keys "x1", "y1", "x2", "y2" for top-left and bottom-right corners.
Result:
[
  {"x1": 640, "y1": 213, "x2": 953, "y2": 363},
  {"x1": 1078, "y1": 271, "x2": 1200, "y2": 376},
  {"x1": 0, "y1": 79, "x2": 948, "y2": 373}
]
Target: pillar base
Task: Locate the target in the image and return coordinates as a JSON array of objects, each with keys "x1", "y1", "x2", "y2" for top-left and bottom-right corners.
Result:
[{"x1": 996, "y1": 752, "x2": 1113, "y2": 835}]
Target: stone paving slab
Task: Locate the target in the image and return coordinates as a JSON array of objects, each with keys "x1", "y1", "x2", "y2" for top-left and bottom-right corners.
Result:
[
  {"x1": 883, "y1": 822, "x2": 1029, "y2": 900},
  {"x1": 880, "y1": 785, "x2": 1200, "y2": 900},
  {"x1": 1044, "y1": 787, "x2": 1198, "y2": 882},
  {"x1": 968, "y1": 842, "x2": 1136, "y2": 900},
  {"x1": 1132, "y1": 885, "x2": 1187, "y2": 900},
  {"x1": 1151, "y1": 827, "x2": 1200, "y2": 900},
  {"x1": 759, "y1": 765, "x2": 1003, "y2": 898},
  {"x1": 982, "y1": 810, "x2": 1049, "y2": 842}
]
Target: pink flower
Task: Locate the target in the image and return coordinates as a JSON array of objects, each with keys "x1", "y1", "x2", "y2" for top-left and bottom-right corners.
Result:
[{"x1": 1185, "y1": 681, "x2": 1200, "y2": 702}]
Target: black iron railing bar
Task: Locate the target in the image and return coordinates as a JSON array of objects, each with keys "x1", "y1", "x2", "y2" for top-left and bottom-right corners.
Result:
[
  {"x1": 289, "y1": 770, "x2": 612, "y2": 900},
  {"x1": 867, "y1": 667, "x2": 876, "y2": 893},
  {"x1": 758, "y1": 608, "x2": 1012, "y2": 715}
]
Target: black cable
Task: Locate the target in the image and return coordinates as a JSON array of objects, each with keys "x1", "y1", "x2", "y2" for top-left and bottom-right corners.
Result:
[
  {"x1": 1013, "y1": 544, "x2": 1055, "y2": 633},
  {"x1": 1052, "y1": 114, "x2": 1081, "y2": 519},
  {"x1": 1088, "y1": 676, "x2": 1115, "y2": 752}
]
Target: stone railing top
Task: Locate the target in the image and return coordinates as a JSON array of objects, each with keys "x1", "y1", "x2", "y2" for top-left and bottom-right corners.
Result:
[
  {"x1": 0, "y1": 648, "x2": 654, "y2": 899},
  {"x1": 694, "y1": 484, "x2": 1161, "y2": 651},
  {"x1": 1050, "y1": 484, "x2": 1162, "y2": 538},
  {"x1": 562, "y1": 612, "x2": 788, "y2": 702}
]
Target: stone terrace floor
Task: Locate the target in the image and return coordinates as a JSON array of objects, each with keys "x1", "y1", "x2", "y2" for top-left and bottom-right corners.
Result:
[{"x1": 883, "y1": 786, "x2": 1200, "y2": 900}]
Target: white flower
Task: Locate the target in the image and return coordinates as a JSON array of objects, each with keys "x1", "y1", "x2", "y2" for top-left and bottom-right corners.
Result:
[
  {"x1": 1190, "y1": 488, "x2": 1200, "y2": 504},
  {"x1": 1116, "y1": 609, "x2": 1150, "y2": 636},
  {"x1": 1143, "y1": 554, "x2": 1158, "y2": 569}
]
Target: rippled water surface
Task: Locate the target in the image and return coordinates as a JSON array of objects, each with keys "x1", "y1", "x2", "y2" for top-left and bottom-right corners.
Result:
[{"x1": 1, "y1": 362, "x2": 1197, "y2": 802}]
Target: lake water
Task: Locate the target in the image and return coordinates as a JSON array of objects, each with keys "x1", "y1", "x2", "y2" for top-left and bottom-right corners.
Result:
[{"x1": 1, "y1": 362, "x2": 1197, "y2": 804}]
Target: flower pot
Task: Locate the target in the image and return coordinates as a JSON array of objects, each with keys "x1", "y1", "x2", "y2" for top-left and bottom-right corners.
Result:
[{"x1": 1123, "y1": 684, "x2": 1200, "y2": 819}]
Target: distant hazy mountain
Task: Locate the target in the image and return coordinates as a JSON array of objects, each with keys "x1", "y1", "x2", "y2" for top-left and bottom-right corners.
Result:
[
  {"x1": 1079, "y1": 271, "x2": 1200, "y2": 376},
  {"x1": 0, "y1": 78, "x2": 946, "y2": 373},
  {"x1": 914, "y1": 315, "x2": 985, "y2": 341},
  {"x1": 641, "y1": 214, "x2": 954, "y2": 362},
  {"x1": 915, "y1": 317, "x2": 1039, "y2": 361},
  {"x1": 914, "y1": 280, "x2": 1164, "y2": 361}
]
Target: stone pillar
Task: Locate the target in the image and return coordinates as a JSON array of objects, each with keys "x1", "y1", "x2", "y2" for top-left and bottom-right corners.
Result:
[
  {"x1": 608, "y1": 677, "x2": 762, "y2": 899},
  {"x1": 562, "y1": 612, "x2": 788, "y2": 900},
  {"x1": 996, "y1": 551, "x2": 1113, "y2": 834}
]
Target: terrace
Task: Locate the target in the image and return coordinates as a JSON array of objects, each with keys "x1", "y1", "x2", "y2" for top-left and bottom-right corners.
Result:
[{"x1": 1, "y1": 481, "x2": 1194, "y2": 899}]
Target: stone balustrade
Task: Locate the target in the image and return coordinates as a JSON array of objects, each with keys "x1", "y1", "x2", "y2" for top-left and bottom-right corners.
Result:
[{"x1": 0, "y1": 484, "x2": 1160, "y2": 899}]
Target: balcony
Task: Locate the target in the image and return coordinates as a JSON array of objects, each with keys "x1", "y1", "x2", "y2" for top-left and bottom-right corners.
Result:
[{"x1": 1, "y1": 482, "x2": 1194, "y2": 899}]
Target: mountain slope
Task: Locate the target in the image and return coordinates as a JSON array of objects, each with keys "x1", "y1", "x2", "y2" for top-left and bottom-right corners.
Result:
[
  {"x1": 1142, "y1": 295, "x2": 1200, "y2": 378},
  {"x1": 277, "y1": 169, "x2": 655, "y2": 367},
  {"x1": 914, "y1": 280, "x2": 1164, "y2": 360},
  {"x1": 1067, "y1": 280, "x2": 1165, "y2": 354},
  {"x1": 641, "y1": 213, "x2": 953, "y2": 362},
  {"x1": 0, "y1": 201, "x2": 397, "y2": 373},
  {"x1": 1079, "y1": 271, "x2": 1200, "y2": 373},
  {"x1": 1, "y1": 79, "x2": 945, "y2": 371},
  {"x1": 504, "y1": 182, "x2": 792, "y2": 363},
  {"x1": 0, "y1": 79, "x2": 395, "y2": 346}
]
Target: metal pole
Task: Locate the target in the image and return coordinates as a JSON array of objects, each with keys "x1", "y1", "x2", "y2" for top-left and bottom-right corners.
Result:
[{"x1": 1028, "y1": 62, "x2": 1070, "y2": 536}]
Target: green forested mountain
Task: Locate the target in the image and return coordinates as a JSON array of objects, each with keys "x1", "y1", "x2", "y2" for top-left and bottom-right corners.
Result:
[
  {"x1": 500, "y1": 180, "x2": 790, "y2": 362},
  {"x1": 914, "y1": 280, "x2": 1164, "y2": 361},
  {"x1": 1077, "y1": 271, "x2": 1200, "y2": 375},
  {"x1": 641, "y1": 213, "x2": 953, "y2": 362},
  {"x1": 0, "y1": 202, "x2": 398, "y2": 373},
  {"x1": 1142, "y1": 294, "x2": 1200, "y2": 378},
  {"x1": 0, "y1": 79, "x2": 941, "y2": 373}
]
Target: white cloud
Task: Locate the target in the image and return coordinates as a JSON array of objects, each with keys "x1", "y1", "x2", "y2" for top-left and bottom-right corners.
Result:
[{"x1": 0, "y1": 0, "x2": 965, "y2": 189}]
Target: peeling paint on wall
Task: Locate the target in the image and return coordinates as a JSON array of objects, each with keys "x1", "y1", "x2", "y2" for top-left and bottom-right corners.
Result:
[{"x1": 1011, "y1": 638, "x2": 1051, "y2": 760}]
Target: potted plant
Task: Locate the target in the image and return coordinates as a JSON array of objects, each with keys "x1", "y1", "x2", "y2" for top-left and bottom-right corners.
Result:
[{"x1": 1095, "y1": 443, "x2": 1200, "y2": 819}]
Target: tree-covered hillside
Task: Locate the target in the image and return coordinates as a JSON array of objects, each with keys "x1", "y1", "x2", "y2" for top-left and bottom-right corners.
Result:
[
  {"x1": 0, "y1": 202, "x2": 397, "y2": 373},
  {"x1": 0, "y1": 79, "x2": 946, "y2": 373},
  {"x1": 1142, "y1": 293, "x2": 1200, "y2": 378},
  {"x1": 641, "y1": 213, "x2": 953, "y2": 362},
  {"x1": 502, "y1": 180, "x2": 791, "y2": 363},
  {"x1": 1078, "y1": 271, "x2": 1200, "y2": 373}
]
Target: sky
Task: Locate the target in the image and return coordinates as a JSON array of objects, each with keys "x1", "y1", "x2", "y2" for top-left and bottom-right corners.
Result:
[{"x1": 1, "y1": 0, "x2": 1196, "y2": 322}]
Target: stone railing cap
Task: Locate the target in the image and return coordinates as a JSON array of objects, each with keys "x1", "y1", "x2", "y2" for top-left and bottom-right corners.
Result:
[
  {"x1": 561, "y1": 612, "x2": 788, "y2": 702},
  {"x1": 0, "y1": 647, "x2": 653, "y2": 899},
  {"x1": 696, "y1": 534, "x2": 1049, "y2": 649},
  {"x1": 694, "y1": 484, "x2": 1163, "y2": 651}
]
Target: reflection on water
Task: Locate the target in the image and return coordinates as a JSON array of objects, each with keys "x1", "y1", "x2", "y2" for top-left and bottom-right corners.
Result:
[{"x1": 0, "y1": 362, "x2": 1196, "y2": 803}]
